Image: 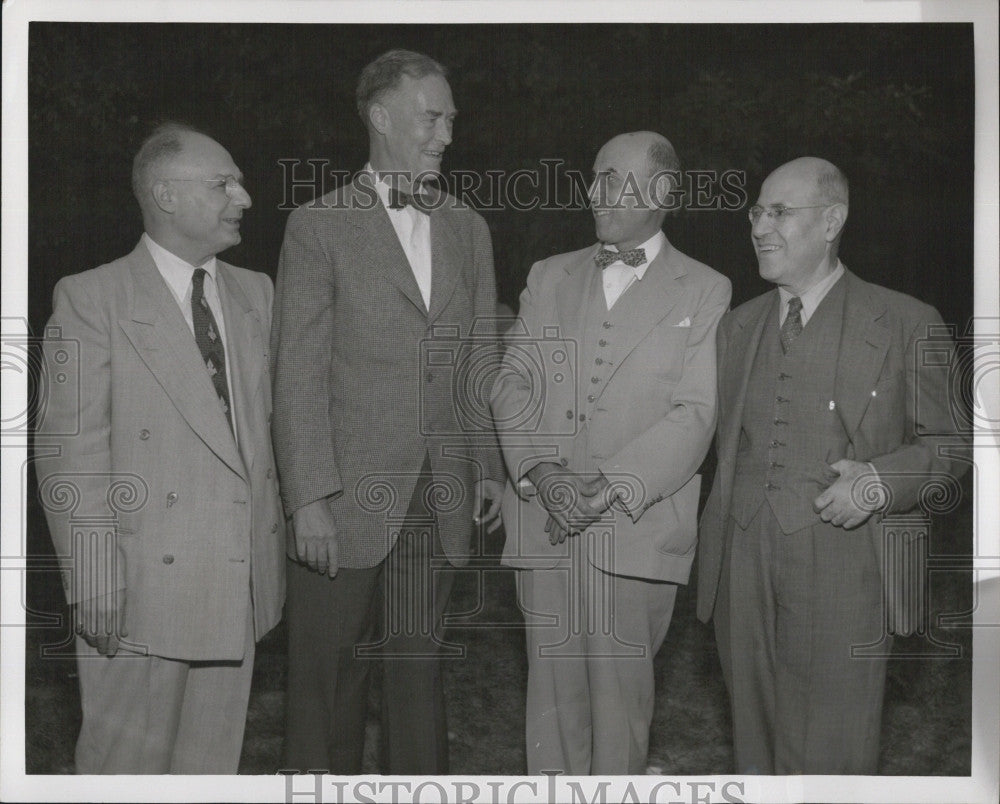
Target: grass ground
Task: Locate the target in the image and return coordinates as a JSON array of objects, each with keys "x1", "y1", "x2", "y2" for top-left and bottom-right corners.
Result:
[{"x1": 23, "y1": 474, "x2": 973, "y2": 777}]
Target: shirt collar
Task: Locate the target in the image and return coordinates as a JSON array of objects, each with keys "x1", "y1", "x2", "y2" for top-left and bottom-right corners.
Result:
[
  {"x1": 142, "y1": 232, "x2": 218, "y2": 299},
  {"x1": 365, "y1": 162, "x2": 429, "y2": 212},
  {"x1": 778, "y1": 259, "x2": 845, "y2": 320},
  {"x1": 601, "y1": 230, "x2": 665, "y2": 281}
]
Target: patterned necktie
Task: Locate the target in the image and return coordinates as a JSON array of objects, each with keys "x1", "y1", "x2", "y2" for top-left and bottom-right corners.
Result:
[
  {"x1": 191, "y1": 268, "x2": 233, "y2": 432},
  {"x1": 595, "y1": 247, "x2": 646, "y2": 270},
  {"x1": 388, "y1": 188, "x2": 432, "y2": 215},
  {"x1": 780, "y1": 295, "x2": 804, "y2": 354}
]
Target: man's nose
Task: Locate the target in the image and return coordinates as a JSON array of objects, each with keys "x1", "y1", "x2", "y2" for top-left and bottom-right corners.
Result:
[
  {"x1": 231, "y1": 183, "x2": 252, "y2": 209},
  {"x1": 436, "y1": 118, "x2": 453, "y2": 146},
  {"x1": 751, "y1": 211, "x2": 772, "y2": 236}
]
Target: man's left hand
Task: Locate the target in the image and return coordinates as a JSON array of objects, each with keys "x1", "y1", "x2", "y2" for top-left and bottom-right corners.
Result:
[
  {"x1": 474, "y1": 479, "x2": 504, "y2": 533},
  {"x1": 814, "y1": 459, "x2": 882, "y2": 529}
]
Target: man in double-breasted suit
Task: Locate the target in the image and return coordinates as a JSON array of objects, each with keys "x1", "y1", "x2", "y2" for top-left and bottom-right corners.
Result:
[
  {"x1": 696, "y1": 157, "x2": 966, "y2": 774},
  {"x1": 36, "y1": 124, "x2": 285, "y2": 773},
  {"x1": 271, "y1": 49, "x2": 504, "y2": 774},
  {"x1": 491, "y1": 132, "x2": 731, "y2": 774}
]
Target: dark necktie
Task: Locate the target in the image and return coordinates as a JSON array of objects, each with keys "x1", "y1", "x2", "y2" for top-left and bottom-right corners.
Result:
[
  {"x1": 780, "y1": 295, "x2": 804, "y2": 354},
  {"x1": 388, "y1": 187, "x2": 432, "y2": 215},
  {"x1": 191, "y1": 268, "x2": 233, "y2": 433},
  {"x1": 595, "y1": 247, "x2": 646, "y2": 270}
]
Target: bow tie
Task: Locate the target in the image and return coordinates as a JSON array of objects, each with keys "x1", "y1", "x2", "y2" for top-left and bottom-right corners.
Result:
[
  {"x1": 595, "y1": 247, "x2": 646, "y2": 270},
  {"x1": 388, "y1": 187, "x2": 432, "y2": 215}
]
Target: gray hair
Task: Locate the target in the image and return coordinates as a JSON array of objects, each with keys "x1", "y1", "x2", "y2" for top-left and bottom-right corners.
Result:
[
  {"x1": 356, "y1": 49, "x2": 447, "y2": 123},
  {"x1": 131, "y1": 121, "x2": 202, "y2": 204}
]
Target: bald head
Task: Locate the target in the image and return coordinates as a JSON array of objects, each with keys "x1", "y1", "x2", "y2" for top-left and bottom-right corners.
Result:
[
  {"x1": 590, "y1": 131, "x2": 681, "y2": 249},
  {"x1": 766, "y1": 157, "x2": 849, "y2": 208}
]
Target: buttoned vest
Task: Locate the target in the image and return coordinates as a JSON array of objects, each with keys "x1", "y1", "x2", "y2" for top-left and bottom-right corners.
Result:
[{"x1": 730, "y1": 276, "x2": 851, "y2": 534}]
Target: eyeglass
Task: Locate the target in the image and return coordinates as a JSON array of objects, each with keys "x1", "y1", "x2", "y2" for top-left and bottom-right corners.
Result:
[
  {"x1": 747, "y1": 204, "x2": 829, "y2": 224},
  {"x1": 161, "y1": 175, "x2": 246, "y2": 195}
]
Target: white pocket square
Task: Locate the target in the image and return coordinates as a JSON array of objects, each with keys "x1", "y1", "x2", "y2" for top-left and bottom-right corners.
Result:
[{"x1": 673, "y1": 317, "x2": 691, "y2": 327}]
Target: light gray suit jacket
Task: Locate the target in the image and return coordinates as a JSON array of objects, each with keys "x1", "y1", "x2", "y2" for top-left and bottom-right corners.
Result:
[
  {"x1": 37, "y1": 241, "x2": 286, "y2": 661},
  {"x1": 491, "y1": 239, "x2": 731, "y2": 583},
  {"x1": 271, "y1": 175, "x2": 505, "y2": 568}
]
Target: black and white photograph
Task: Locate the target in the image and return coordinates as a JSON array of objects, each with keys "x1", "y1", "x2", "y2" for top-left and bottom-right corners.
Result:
[{"x1": 2, "y1": 1, "x2": 997, "y2": 802}]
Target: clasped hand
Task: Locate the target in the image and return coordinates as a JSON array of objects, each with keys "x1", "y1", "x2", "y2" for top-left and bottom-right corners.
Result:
[{"x1": 528, "y1": 463, "x2": 617, "y2": 545}]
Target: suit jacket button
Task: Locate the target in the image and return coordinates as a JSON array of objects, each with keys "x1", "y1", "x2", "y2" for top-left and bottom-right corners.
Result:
[
  {"x1": 599, "y1": 339, "x2": 608, "y2": 347},
  {"x1": 266, "y1": 468, "x2": 274, "y2": 479},
  {"x1": 578, "y1": 414, "x2": 586, "y2": 422},
  {"x1": 426, "y1": 371, "x2": 434, "y2": 383},
  {"x1": 566, "y1": 409, "x2": 573, "y2": 419},
  {"x1": 162, "y1": 554, "x2": 174, "y2": 564},
  {"x1": 139, "y1": 429, "x2": 150, "y2": 440},
  {"x1": 166, "y1": 492, "x2": 178, "y2": 506},
  {"x1": 587, "y1": 394, "x2": 595, "y2": 403},
  {"x1": 559, "y1": 458, "x2": 568, "y2": 467},
  {"x1": 271, "y1": 523, "x2": 279, "y2": 533}
]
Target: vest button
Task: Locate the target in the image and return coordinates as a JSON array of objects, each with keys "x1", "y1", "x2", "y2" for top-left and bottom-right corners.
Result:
[
  {"x1": 591, "y1": 377, "x2": 600, "y2": 384},
  {"x1": 587, "y1": 394, "x2": 596, "y2": 403},
  {"x1": 599, "y1": 339, "x2": 608, "y2": 347},
  {"x1": 765, "y1": 483, "x2": 780, "y2": 491},
  {"x1": 603, "y1": 321, "x2": 612, "y2": 329},
  {"x1": 578, "y1": 413, "x2": 586, "y2": 422},
  {"x1": 595, "y1": 358, "x2": 603, "y2": 365},
  {"x1": 566, "y1": 409, "x2": 573, "y2": 419},
  {"x1": 162, "y1": 554, "x2": 174, "y2": 565},
  {"x1": 166, "y1": 492, "x2": 178, "y2": 507},
  {"x1": 559, "y1": 458, "x2": 568, "y2": 467},
  {"x1": 139, "y1": 429, "x2": 150, "y2": 440}
]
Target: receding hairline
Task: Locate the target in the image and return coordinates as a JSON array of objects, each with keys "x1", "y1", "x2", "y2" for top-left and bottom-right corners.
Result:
[
  {"x1": 131, "y1": 122, "x2": 205, "y2": 205},
  {"x1": 356, "y1": 49, "x2": 449, "y2": 122},
  {"x1": 768, "y1": 157, "x2": 849, "y2": 206}
]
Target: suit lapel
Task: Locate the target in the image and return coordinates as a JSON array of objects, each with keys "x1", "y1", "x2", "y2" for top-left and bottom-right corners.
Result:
[
  {"x1": 555, "y1": 248, "x2": 601, "y2": 394},
  {"x1": 118, "y1": 243, "x2": 247, "y2": 480},
  {"x1": 719, "y1": 292, "x2": 776, "y2": 466},
  {"x1": 218, "y1": 264, "x2": 263, "y2": 473},
  {"x1": 428, "y1": 207, "x2": 463, "y2": 322},
  {"x1": 834, "y1": 269, "x2": 891, "y2": 437},
  {"x1": 597, "y1": 243, "x2": 684, "y2": 392},
  {"x1": 345, "y1": 179, "x2": 427, "y2": 315}
]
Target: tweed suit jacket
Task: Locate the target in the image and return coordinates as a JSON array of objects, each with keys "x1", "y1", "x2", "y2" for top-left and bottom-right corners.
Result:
[
  {"x1": 271, "y1": 174, "x2": 505, "y2": 569},
  {"x1": 491, "y1": 239, "x2": 731, "y2": 583},
  {"x1": 696, "y1": 267, "x2": 967, "y2": 623},
  {"x1": 37, "y1": 240, "x2": 286, "y2": 661}
]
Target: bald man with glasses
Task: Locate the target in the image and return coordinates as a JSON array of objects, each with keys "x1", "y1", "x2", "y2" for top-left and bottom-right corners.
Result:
[
  {"x1": 697, "y1": 157, "x2": 966, "y2": 774},
  {"x1": 37, "y1": 122, "x2": 285, "y2": 773}
]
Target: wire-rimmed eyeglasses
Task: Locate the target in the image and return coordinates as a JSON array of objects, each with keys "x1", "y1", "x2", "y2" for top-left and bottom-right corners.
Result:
[{"x1": 747, "y1": 204, "x2": 830, "y2": 224}]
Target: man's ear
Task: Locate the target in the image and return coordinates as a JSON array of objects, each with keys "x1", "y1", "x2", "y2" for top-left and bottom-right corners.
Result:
[
  {"x1": 824, "y1": 203, "x2": 848, "y2": 242},
  {"x1": 150, "y1": 180, "x2": 176, "y2": 214},
  {"x1": 368, "y1": 103, "x2": 390, "y2": 136}
]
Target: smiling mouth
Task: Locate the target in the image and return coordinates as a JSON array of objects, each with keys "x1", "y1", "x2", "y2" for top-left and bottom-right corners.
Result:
[
  {"x1": 222, "y1": 217, "x2": 242, "y2": 225},
  {"x1": 424, "y1": 150, "x2": 444, "y2": 159},
  {"x1": 756, "y1": 243, "x2": 780, "y2": 252},
  {"x1": 593, "y1": 210, "x2": 611, "y2": 217}
]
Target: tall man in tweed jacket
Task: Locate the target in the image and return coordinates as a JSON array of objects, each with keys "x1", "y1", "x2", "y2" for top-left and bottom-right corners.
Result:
[
  {"x1": 491, "y1": 132, "x2": 731, "y2": 774},
  {"x1": 271, "y1": 50, "x2": 505, "y2": 774},
  {"x1": 697, "y1": 157, "x2": 966, "y2": 774},
  {"x1": 36, "y1": 124, "x2": 286, "y2": 773}
]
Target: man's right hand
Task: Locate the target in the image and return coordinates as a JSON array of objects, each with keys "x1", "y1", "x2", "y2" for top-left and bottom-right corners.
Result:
[
  {"x1": 293, "y1": 498, "x2": 340, "y2": 578},
  {"x1": 74, "y1": 590, "x2": 127, "y2": 656}
]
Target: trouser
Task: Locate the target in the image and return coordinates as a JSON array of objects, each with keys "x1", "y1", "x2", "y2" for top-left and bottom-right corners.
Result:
[
  {"x1": 74, "y1": 606, "x2": 256, "y2": 774},
  {"x1": 283, "y1": 463, "x2": 457, "y2": 774},
  {"x1": 517, "y1": 552, "x2": 677, "y2": 775},
  {"x1": 714, "y1": 504, "x2": 888, "y2": 774}
]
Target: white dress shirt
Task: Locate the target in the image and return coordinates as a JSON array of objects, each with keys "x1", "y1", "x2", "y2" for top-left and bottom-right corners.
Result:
[
  {"x1": 600, "y1": 230, "x2": 666, "y2": 310},
  {"x1": 367, "y1": 164, "x2": 433, "y2": 311},
  {"x1": 778, "y1": 260, "x2": 845, "y2": 326},
  {"x1": 142, "y1": 232, "x2": 238, "y2": 443}
]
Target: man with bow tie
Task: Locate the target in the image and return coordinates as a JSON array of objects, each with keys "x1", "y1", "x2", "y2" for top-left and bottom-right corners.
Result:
[
  {"x1": 271, "y1": 49, "x2": 504, "y2": 774},
  {"x1": 491, "y1": 131, "x2": 731, "y2": 774}
]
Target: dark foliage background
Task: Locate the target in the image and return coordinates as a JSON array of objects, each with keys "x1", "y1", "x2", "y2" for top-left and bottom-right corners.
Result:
[{"x1": 23, "y1": 22, "x2": 976, "y2": 777}]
